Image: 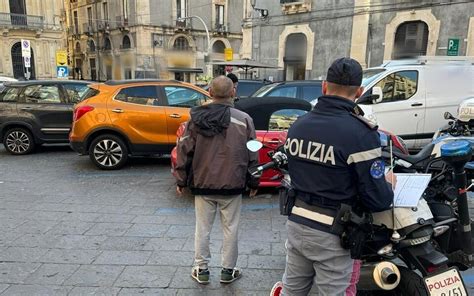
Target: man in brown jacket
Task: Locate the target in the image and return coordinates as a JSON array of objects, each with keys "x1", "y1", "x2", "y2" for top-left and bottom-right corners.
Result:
[{"x1": 175, "y1": 75, "x2": 259, "y2": 285}]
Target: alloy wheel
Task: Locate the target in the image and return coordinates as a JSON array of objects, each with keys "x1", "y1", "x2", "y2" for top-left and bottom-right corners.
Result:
[
  {"x1": 93, "y1": 139, "x2": 123, "y2": 168},
  {"x1": 6, "y1": 131, "x2": 31, "y2": 154}
]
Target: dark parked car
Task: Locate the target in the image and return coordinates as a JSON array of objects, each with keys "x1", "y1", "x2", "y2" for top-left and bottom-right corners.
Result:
[
  {"x1": 0, "y1": 80, "x2": 90, "y2": 155},
  {"x1": 252, "y1": 80, "x2": 322, "y2": 102},
  {"x1": 201, "y1": 79, "x2": 271, "y2": 98}
]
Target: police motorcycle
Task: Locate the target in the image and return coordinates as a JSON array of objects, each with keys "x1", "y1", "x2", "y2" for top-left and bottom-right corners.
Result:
[
  {"x1": 246, "y1": 139, "x2": 470, "y2": 295},
  {"x1": 388, "y1": 97, "x2": 474, "y2": 179}
]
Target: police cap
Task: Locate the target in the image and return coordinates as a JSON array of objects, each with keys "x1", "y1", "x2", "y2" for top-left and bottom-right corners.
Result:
[{"x1": 326, "y1": 57, "x2": 363, "y2": 86}]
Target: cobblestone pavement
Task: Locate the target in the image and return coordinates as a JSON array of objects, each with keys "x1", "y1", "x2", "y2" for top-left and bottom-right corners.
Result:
[{"x1": 0, "y1": 145, "x2": 474, "y2": 295}]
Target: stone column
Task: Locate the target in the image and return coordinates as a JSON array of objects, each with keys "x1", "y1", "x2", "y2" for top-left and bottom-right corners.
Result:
[
  {"x1": 349, "y1": 0, "x2": 371, "y2": 68},
  {"x1": 467, "y1": 17, "x2": 474, "y2": 56}
]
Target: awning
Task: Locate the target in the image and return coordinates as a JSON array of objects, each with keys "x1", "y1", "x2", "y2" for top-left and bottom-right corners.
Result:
[
  {"x1": 167, "y1": 67, "x2": 203, "y2": 73},
  {"x1": 212, "y1": 59, "x2": 279, "y2": 76}
]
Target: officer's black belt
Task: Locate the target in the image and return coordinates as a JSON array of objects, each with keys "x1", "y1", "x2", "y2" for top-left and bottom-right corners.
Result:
[
  {"x1": 291, "y1": 199, "x2": 337, "y2": 226},
  {"x1": 295, "y1": 191, "x2": 349, "y2": 209}
]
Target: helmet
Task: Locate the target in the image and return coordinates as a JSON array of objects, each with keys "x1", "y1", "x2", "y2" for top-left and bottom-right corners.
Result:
[{"x1": 457, "y1": 98, "x2": 474, "y2": 122}]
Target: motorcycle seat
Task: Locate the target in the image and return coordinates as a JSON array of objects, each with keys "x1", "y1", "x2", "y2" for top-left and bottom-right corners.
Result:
[{"x1": 394, "y1": 143, "x2": 434, "y2": 165}]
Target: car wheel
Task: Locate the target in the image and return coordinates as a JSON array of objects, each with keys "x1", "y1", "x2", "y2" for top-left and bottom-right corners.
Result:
[
  {"x1": 89, "y1": 134, "x2": 128, "y2": 170},
  {"x1": 3, "y1": 128, "x2": 35, "y2": 155}
]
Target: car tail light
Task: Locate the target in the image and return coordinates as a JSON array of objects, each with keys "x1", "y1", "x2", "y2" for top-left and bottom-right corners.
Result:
[{"x1": 73, "y1": 105, "x2": 94, "y2": 121}]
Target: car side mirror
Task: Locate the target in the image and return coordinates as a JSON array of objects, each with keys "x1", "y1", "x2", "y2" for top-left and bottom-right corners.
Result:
[
  {"x1": 358, "y1": 94, "x2": 379, "y2": 105},
  {"x1": 371, "y1": 86, "x2": 383, "y2": 104}
]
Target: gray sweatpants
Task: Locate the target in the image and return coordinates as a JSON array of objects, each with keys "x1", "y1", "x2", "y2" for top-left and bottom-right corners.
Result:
[
  {"x1": 282, "y1": 220, "x2": 361, "y2": 296},
  {"x1": 194, "y1": 194, "x2": 242, "y2": 270}
]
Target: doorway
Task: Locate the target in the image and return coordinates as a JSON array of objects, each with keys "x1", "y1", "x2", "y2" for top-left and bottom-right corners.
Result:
[
  {"x1": 284, "y1": 33, "x2": 307, "y2": 81},
  {"x1": 11, "y1": 42, "x2": 35, "y2": 79}
]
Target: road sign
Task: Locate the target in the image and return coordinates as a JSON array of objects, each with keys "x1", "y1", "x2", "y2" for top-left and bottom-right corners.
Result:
[
  {"x1": 56, "y1": 66, "x2": 68, "y2": 79},
  {"x1": 21, "y1": 39, "x2": 31, "y2": 58},
  {"x1": 56, "y1": 50, "x2": 68, "y2": 66},
  {"x1": 23, "y1": 56, "x2": 31, "y2": 68},
  {"x1": 225, "y1": 48, "x2": 233, "y2": 61},
  {"x1": 447, "y1": 38, "x2": 460, "y2": 56}
]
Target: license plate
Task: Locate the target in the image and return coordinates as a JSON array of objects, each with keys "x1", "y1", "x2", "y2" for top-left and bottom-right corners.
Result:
[{"x1": 424, "y1": 268, "x2": 468, "y2": 296}]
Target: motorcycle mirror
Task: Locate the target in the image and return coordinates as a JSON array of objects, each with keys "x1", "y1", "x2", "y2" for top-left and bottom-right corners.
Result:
[
  {"x1": 246, "y1": 140, "x2": 263, "y2": 152},
  {"x1": 444, "y1": 112, "x2": 455, "y2": 120}
]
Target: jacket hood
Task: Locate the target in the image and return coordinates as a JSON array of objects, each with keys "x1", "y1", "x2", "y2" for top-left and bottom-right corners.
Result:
[{"x1": 190, "y1": 103, "x2": 231, "y2": 137}]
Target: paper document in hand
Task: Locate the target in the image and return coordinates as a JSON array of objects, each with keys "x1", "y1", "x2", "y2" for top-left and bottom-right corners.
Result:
[{"x1": 393, "y1": 173, "x2": 431, "y2": 208}]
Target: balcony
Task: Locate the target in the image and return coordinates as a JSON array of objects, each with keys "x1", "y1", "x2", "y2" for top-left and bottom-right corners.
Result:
[
  {"x1": 175, "y1": 19, "x2": 191, "y2": 31},
  {"x1": 280, "y1": 0, "x2": 311, "y2": 14},
  {"x1": 214, "y1": 23, "x2": 230, "y2": 35},
  {"x1": 97, "y1": 20, "x2": 110, "y2": 33},
  {"x1": 82, "y1": 22, "x2": 96, "y2": 36},
  {"x1": 0, "y1": 12, "x2": 44, "y2": 30},
  {"x1": 116, "y1": 16, "x2": 132, "y2": 31}
]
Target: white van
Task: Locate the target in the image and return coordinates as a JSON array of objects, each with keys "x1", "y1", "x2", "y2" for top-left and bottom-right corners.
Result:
[{"x1": 357, "y1": 57, "x2": 474, "y2": 149}]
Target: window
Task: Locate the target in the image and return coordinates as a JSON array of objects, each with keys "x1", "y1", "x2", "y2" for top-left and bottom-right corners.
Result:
[
  {"x1": 177, "y1": 0, "x2": 186, "y2": 19},
  {"x1": 88, "y1": 39, "x2": 96, "y2": 52},
  {"x1": 301, "y1": 85, "x2": 322, "y2": 102},
  {"x1": 122, "y1": 0, "x2": 129, "y2": 19},
  {"x1": 374, "y1": 71, "x2": 418, "y2": 102},
  {"x1": 0, "y1": 87, "x2": 21, "y2": 102},
  {"x1": 267, "y1": 86, "x2": 298, "y2": 98},
  {"x1": 103, "y1": 2, "x2": 108, "y2": 21},
  {"x1": 269, "y1": 109, "x2": 307, "y2": 131},
  {"x1": 173, "y1": 37, "x2": 190, "y2": 51},
  {"x1": 393, "y1": 21, "x2": 428, "y2": 59},
  {"x1": 87, "y1": 7, "x2": 93, "y2": 27},
  {"x1": 104, "y1": 38, "x2": 112, "y2": 50},
  {"x1": 22, "y1": 85, "x2": 62, "y2": 104},
  {"x1": 164, "y1": 86, "x2": 208, "y2": 107},
  {"x1": 122, "y1": 35, "x2": 131, "y2": 49},
  {"x1": 115, "y1": 86, "x2": 159, "y2": 106},
  {"x1": 215, "y1": 4, "x2": 224, "y2": 26},
  {"x1": 73, "y1": 11, "x2": 79, "y2": 34},
  {"x1": 63, "y1": 83, "x2": 90, "y2": 103}
]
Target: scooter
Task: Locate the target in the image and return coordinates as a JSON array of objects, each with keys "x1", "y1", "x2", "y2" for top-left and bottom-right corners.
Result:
[{"x1": 247, "y1": 139, "x2": 470, "y2": 295}]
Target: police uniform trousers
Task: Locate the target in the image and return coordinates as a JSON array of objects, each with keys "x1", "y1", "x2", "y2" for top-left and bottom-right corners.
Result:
[{"x1": 282, "y1": 220, "x2": 361, "y2": 296}]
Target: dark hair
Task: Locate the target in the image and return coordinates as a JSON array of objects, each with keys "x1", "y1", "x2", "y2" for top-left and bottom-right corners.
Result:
[{"x1": 226, "y1": 73, "x2": 238, "y2": 84}]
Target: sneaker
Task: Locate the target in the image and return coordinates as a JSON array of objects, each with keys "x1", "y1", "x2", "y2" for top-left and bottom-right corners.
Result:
[
  {"x1": 191, "y1": 266, "x2": 210, "y2": 285},
  {"x1": 270, "y1": 281, "x2": 283, "y2": 296},
  {"x1": 220, "y1": 268, "x2": 242, "y2": 283}
]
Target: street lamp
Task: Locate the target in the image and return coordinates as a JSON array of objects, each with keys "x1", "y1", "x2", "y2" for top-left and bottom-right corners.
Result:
[{"x1": 177, "y1": 15, "x2": 212, "y2": 75}]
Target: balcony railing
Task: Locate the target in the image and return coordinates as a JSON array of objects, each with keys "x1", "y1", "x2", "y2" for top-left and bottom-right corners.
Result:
[
  {"x1": 82, "y1": 22, "x2": 96, "y2": 35},
  {"x1": 0, "y1": 12, "x2": 44, "y2": 29}
]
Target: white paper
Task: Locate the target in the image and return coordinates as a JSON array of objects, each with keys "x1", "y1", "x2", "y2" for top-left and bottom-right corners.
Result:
[{"x1": 392, "y1": 173, "x2": 431, "y2": 208}]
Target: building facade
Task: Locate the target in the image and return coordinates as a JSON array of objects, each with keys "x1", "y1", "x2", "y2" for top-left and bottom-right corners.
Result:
[
  {"x1": 66, "y1": 0, "x2": 245, "y2": 83},
  {"x1": 0, "y1": 0, "x2": 66, "y2": 79},
  {"x1": 243, "y1": 0, "x2": 474, "y2": 81}
]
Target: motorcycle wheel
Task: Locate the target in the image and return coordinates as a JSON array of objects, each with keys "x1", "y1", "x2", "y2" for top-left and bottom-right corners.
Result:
[{"x1": 357, "y1": 267, "x2": 428, "y2": 296}]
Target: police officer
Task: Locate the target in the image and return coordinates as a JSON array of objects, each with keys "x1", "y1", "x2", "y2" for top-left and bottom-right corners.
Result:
[{"x1": 271, "y1": 58, "x2": 396, "y2": 296}]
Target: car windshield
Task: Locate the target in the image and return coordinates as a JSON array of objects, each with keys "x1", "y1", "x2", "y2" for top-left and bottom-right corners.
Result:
[
  {"x1": 362, "y1": 69, "x2": 386, "y2": 87},
  {"x1": 252, "y1": 84, "x2": 277, "y2": 97}
]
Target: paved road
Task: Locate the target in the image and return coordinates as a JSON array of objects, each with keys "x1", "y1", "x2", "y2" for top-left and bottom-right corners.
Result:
[
  {"x1": 0, "y1": 144, "x2": 473, "y2": 295},
  {"x1": 0, "y1": 145, "x2": 289, "y2": 295}
]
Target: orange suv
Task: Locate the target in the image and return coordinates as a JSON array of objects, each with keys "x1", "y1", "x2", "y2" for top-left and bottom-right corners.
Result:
[{"x1": 69, "y1": 80, "x2": 209, "y2": 170}]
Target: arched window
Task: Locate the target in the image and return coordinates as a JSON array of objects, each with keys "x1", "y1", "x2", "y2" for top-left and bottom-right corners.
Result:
[
  {"x1": 88, "y1": 40, "x2": 95, "y2": 52},
  {"x1": 393, "y1": 21, "x2": 429, "y2": 59},
  {"x1": 104, "y1": 37, "x2": 112, "y2": 51},
  {"x1": 75, "y1": 42, "x2": 81, "y2": 53},
  {"x1": 212, "y1": 40, "x2": 226, "y2": 53},
  {"x1": 173, "y1": 36, "x2": 190, "y2": 51},
  {"x1": 122, "y1": 35, "x2": 131, "y2": 49}
]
